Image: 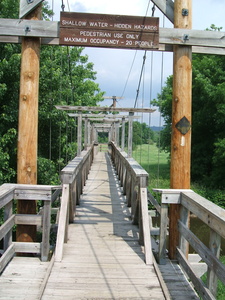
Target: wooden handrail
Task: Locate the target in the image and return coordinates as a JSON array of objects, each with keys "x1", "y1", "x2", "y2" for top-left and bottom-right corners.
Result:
[
  {"x1": 54, "y1": 184, "x2": 69, "y2": 262},
  {"x1": 54, "y1": 143, "x2": 96, "y2": 261},
  {"x1": 0, "y1": 184, "x2": 61, "y2": 272},
  {"x1": 110, "y1": 142, "x2": 152, "y2": 265},
  {"x1": 153, "y1": 189, "x2": 225, "y2": 299}
]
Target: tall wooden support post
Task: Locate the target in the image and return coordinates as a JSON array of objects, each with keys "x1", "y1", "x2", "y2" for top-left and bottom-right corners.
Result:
[
  {"x1": 128, "y1": 112, "x2": 134, "y2": 158},
  {"x1": 116, "y1": 121, "x2": 120, "y2": 146},
  {"x1": 84, "y1": 117, "x2": 88, "y2": 150},
  {"x1": 108, "y1": 127, "x2": 111, "y2": 143},
  {"x1": 17, "y1": 5, "x2": 42, "y2": 243},
  {"x1": 121, "y1": 117, "x2": 125, "y2": 151},
  {"x1": 169, "y1": 0, "x2": 192, "y2": 259},
  {"x1": 77, "y1": 112, "x2": 82, "y2": 156},
  {"x1": 87, "y1": 120, "x2": 91, "y2": 146},
  {"x1": 111, "y1": 122, "x2": 115, "y2": 142},
  {"x1": 95, "y1": 128, "x2": 98, "y2": 143}
]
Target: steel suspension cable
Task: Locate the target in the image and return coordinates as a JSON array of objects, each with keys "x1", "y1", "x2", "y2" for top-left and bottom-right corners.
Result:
[
  {"x1": 156, "y1": 13, "x2": 165, "y2": 187},
  {"x1": 147, "y1": 2, "x2": 156, "y2": 169},
  {"x1": 120, "y1": 51, "x2": 137, "y2": 99}
]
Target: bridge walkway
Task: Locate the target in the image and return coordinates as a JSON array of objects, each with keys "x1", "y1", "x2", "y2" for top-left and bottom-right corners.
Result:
[{"x1": 41, "y1": 151, "x2": 165, "y2": 299}]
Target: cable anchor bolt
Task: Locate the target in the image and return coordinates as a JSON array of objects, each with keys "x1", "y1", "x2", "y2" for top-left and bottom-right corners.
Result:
[
  {"x1": 24, "y1": 25, "x2": 31, "y2": 33},
  {"x1": 183, "y1": 34, "x2": 189, "y2": 42},
  {"x1": 182, "y1": 9, "x2": 189, "y2": 16}
]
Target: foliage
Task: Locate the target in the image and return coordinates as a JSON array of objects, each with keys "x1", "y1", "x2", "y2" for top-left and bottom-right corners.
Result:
[
  {"x1": 37, "y1": 157, "x2": 60, "y2": 185},
  {"x1": 0, "y1": 1, "x2": 104, "y2": 185},
  {"x1": 152, "y1": 26, "x2": 225, "y2": 190},
  {"x1": 122, "y1": 121, "x2": 155, "y2": 150},
  {"x1": 201, "y1": 256, "x2": 225, "y2": 300},
  {"x1": 0, "y1": 129, "x2": 17, "y2": 185}
]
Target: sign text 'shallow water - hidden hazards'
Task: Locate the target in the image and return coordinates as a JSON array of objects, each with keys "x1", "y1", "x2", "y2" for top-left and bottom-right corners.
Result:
[{"x1": 59, "y1": 12, "x2": 159, "y2": 50}]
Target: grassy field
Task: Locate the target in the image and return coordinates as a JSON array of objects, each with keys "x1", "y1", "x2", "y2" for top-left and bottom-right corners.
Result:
[{"x1": 132, "y1": 143, "x2": 170, "y2": 191}]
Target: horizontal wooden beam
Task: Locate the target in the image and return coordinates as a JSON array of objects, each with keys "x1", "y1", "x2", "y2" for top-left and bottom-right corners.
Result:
[
  {"x1": 20, "y1": 0, "x2": 44, "y2": 19},
  {"x1": 15, "y1": 214, "x2": 42, "y2": 226},
  {"x1": 0, "y1": 19, "x2": 59, "y2": 38},
  {"x1": 14, "y1": 241, "x2": 41, "y2": 253},
  {"x1": 1, "y1": 34, "x2": 224, "y2": 55},
  {"x1": 56, "y1": 105, "x2": 155, "y2": 113},
  {"x1": 1, "y1": 19, "x2": 225, "y2": 55},
  {"x1": 68, "y1": 113, "x2": 141, "y2": 118},
  {"x1": 160, "y1": 27, "x2": 225, "y2": 49},
  {"x1": 151, "y1": 0, "x2": 174, "y2": 24},
  {"x1": 88, "y1": 118, "x2": 122, "y2": 122}
]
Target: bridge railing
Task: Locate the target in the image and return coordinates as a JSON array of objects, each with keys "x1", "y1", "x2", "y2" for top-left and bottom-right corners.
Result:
[
  {"x1": 54, "y1": 143, "x2": 96, "y2": 262},
  {"x1": 153, "y1": 189, "x2": 225, "y2": 299},
  {"x1": 110, "y1": 142, "x2": 152, "y2": 265},
  {"x1": 0, "y1": 183, "x2": 61, "y2": 272}
]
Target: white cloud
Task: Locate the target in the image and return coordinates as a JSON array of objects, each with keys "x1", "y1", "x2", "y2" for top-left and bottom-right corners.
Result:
[{"x1": 48, "y1": 0, "x2": 225, "y2": 126}]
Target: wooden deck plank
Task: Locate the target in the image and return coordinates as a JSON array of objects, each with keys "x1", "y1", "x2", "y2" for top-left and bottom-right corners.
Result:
[
  {"x1": 42, "y1": 152, "x2": 165, "y2": 300},
  {"x1": 0, "y1": 151, "x2": 200, "y2": 299},
  {"x1": 0, "y1": 257, "x2": 49, "y2": 300}
]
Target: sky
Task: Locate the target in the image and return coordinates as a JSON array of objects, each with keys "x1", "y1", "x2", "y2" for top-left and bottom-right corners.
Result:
[{"x1": 47, "y1": 0, "x2": 225, "y2": 126}]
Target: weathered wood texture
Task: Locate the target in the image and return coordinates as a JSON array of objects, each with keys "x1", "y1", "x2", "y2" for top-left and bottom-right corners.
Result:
[
  {"x1": 42, "y1": 152, "x2": 165, "y2": 299},
  {"x1": 0, "y1": 183, "x2": 60, "y2": 270},
  {"x1": 17, "y1": 5, "x2": 42, "y2": 244},
  {"x1": 2, "y1": 19, "x2": 225, "y2": 55},
  {"x1": 169, "y1": 0, "x2": 192, "y2": 260},
  {"x1": 151, "y1": 0, "x2": 174, "y2": 23},
  {"x1": 110, "y1": 142, "x2": 151, "y2": 264},
  {"x1": 0, "y1": 257, "x2": 50, "y2": 300},
  {"x1": 56, "y1": 105, "x2": 155, "y2": 113},
  {"x1": 153, "y1": 189, "x2": 225, "y2": 298},
  {"x1": 158, "y1": 257, "x2": 199, "y2": 300}
]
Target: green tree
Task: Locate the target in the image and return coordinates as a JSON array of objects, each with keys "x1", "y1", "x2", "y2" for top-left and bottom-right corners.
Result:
[
  {"x1": 0, "y1": 1, "x2": 104, "y2": 185},
  {"x1": 123, "y1": 121, "x2": 155, "y2": 150},
  {"x1": 152, "y1": 26, "x2": 225, "y2": 188}
]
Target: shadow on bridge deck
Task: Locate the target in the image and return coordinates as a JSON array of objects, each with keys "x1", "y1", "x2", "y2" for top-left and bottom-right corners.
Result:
[
  {"x1": 41, "y1": 151, "x2": 165, "y2": 299},
  {"x1": 0, "y1": 150, "x2": 200, "y2": 300}
]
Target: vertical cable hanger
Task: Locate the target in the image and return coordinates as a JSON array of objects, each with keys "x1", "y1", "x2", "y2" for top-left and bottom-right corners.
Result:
[
  {"x1": 147, "y1": 1, "x2": 156, "y2": 169},
  {"x1": 156, "y1": 10, "x2": 165, "y2": 188}
]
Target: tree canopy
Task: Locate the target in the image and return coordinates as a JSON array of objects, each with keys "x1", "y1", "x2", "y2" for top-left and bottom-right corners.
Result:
[
  {"x1": 152, "y1": 28, "x2": 225, "y2": 189},
  {"x1": 0, "y1": 1, "x2": 104, "y2": 185}
]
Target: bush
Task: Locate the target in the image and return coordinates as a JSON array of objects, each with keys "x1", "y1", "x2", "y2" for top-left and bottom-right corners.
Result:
[{"x1": 37, "y1": 157, "x2": 60, "y2": 185}]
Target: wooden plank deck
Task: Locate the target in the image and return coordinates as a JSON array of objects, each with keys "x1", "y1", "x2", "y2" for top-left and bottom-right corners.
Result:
[
  {"x1": 42, "y1": 152, "x2": 165, "y2": 299},
  {"x1": 0, "y1": 257, "x2": 50, "y2": 300}
]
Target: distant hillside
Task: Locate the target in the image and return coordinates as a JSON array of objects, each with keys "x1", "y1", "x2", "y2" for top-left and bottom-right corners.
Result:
[{"x1": 150, "y1": 126, "x2": 164, "y2": 132}]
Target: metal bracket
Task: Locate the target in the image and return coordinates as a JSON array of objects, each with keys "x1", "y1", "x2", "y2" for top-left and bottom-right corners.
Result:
[
  {"x1": 25, "y1": 25, "x2": 31, "y2": 33},
  {"x1": 182, "y1": 9, "x2": 189, "y2": 16},
  {"x1": 183, "y1": 34, "x2": 189, "y2": 42}
]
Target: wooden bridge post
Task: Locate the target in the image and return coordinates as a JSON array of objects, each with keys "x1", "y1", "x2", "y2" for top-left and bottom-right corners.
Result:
[
  {"x1": 128, "y1": 112, "x2": 134, "y2": 158},
  {"x1": 169, "y1": 0, "x2": 192, "y2": 259},
  {"x1": 17, "y1": 4, "x2": 42, "y2": 243},
  {"x1": 77, "y1": 112, "x2": 82, "y2": 156},
  {"x1": 121, "y1": 117, "x2": 125, "y2": 151},
  {"x1": 116, "y1": 121, "x2": 120, "y2": 146},
  {"x1": 87, "y1": 120, "x2": 91, "y2": 146},
  {"x1": 84, "y1": 116, "x2": 88, "y2": 150}
]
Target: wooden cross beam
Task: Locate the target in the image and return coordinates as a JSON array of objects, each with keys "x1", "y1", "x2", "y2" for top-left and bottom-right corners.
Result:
[
  {"x1": 151, "y1": 0, "x2": 174, "y2": 24},
  {"x1": 85, "y1": 118, "x2": 123, "y2": 122},
  {"x1": 67, "y1": 113, "x2": 141, "y2": 119},
  {"x1": 1, "y1": 19, "x2": 225, "y2": 55},
  {"x1": 56, "y1": 105, "x2": 155, "y2": 113}
]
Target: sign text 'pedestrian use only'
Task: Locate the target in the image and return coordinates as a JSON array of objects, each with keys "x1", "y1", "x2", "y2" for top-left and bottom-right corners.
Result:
[{"x1": 60, "y1": 12, "x2": 159, "y2": 50}]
